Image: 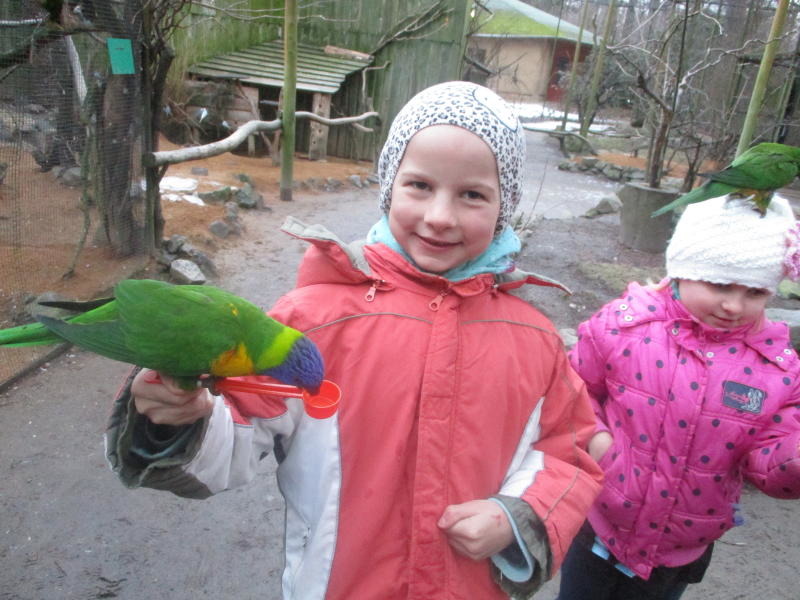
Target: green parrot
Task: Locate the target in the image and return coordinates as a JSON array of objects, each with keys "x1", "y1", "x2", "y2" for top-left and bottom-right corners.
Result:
[
  {"x1": 0, "y1": 279, "x2": 324, "y2": 393},
  {"x1": 651, "y1": 142, "x2": 800, "y2": 218}
]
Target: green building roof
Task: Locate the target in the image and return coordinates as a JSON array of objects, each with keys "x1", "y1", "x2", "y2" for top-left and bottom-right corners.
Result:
[
  {"x1": 189, "y1": 40, "x2": 372, "y2": 95},
  {"x1": 473, "y1": 0, "x2": 595, "y2": 45}
]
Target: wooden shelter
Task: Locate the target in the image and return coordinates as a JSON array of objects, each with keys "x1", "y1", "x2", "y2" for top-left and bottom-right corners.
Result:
[
  {"x1": 187, "y1": 40, "x2": 373, "y2": 159},
  {"x1": 467, "y1": 0, "x2": 595, "y2": 103}
]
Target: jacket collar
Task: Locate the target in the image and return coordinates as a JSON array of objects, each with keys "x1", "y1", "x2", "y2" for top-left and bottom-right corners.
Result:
[
  {"x1": 281, "y1": 216, "x2": 570, "y2": 296},
  {"x1": 617, "y1": 282, "x2": 796, "y2": 371}
]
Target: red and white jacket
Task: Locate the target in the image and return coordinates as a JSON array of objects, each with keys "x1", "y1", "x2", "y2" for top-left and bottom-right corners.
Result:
[{"x1": 107, "y1": 219, "x2": 602, "y2": 599}]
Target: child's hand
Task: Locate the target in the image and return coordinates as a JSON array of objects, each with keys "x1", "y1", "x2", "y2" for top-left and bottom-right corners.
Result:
[
  {"x1": 131, "y1": 369, "x2": 213, "y2": 425},
  {"x1": 437, "y1": 499, "x2": 514, "y2": 560},
  {"x1": 588, "y1": 431, "x2": 614, "y2": 461}
]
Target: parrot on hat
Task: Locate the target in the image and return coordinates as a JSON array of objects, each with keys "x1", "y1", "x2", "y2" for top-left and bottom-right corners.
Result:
[
  {"x1": 651, "y1": 142, "x2": 800, "y2": 217},
  {"x1": 0, "y1": 278, "x2": 324, "y2": 393}
]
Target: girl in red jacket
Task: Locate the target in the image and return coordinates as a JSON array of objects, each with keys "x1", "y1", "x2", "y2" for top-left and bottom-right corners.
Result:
[
  {"x1": 107, "y1": 81, "x2": 603, "y2": 599},
  {"x1": 559, "y1": 194, "x2": 800, "y2": 600}
]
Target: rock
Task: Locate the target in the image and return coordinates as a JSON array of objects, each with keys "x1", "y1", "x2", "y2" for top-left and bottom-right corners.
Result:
[
  {"x1": 235, "y1": 182, "x2": 263, "y2": 209},
  {"x1": 156, "y1": 249, "x2": 177, "y2": 269},
  {"x1": 169, "y1": 259, "x2": 206, "y2": 284},
  {"x1": 365, "y1": 174, "x2": 379, "y2": 184},
  {"x1": 325, "y1": 177, "x2": 343, "y2": 192},
  {"x1": 348, "y1": 174, "x2": 364, "y2": 188},
  {"x1": 182, "y1": 244, "x2": 218, "y2": 276},
  {"x1": 198, "y1": 186, "x2": 233, "y2": 204},
  {"x1": 235, "y1": 173, "x2": 253, "y2": 185},
  {"x1": 601, "y1": 164, "x2": 625, "y2": 181},
  {"x1": 165, "y1": 234, "x2": 187, "y2": 254},
  {"x1": 584, "y1": 195, "x2": 623, "y2": 218},
  {"x1": 580, "y1": 157, "x2": 599, "y2": 169},
  {"x1": 59, "y1": 167, "x2": 83, "y2": 187},
  {"x1": 190, "y1": 166, "x2": 209, "y2": 176},
  {"x1": 558, "y1": 160, "x2": 577, "y2": 171},
  {"x1": 209, "y1": 220, "x2": 231, "y2": 238}
]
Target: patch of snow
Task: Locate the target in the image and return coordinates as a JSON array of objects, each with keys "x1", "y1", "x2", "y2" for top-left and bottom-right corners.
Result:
[{"x1": 160, "y1": 176, "x2": 199, "y2": 193}]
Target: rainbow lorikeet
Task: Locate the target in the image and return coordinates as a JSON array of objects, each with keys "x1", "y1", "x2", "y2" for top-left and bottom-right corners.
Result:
[
  {"x1": 0, "y1": 279, "x2": 323, "y2": 392},
  {"x1": 652, "y1": 142, "x2": 800, "y2": 217}
]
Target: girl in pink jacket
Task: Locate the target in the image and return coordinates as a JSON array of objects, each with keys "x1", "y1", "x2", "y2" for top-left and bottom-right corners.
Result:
[
  {"x1": 107, "y1": 81, "x2": 603, "y2": 599},
  {"x1": 559, "y1": 194, "x2": 800, "y2": 600}
]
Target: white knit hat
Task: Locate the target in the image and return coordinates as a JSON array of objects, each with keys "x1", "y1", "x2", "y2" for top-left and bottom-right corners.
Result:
[
  {"x1": 666, "y1": 194, "x2": 798, "y2": 292},
  {"x1": 377, "y1": 81, "x2": 525, "y2": 232}
]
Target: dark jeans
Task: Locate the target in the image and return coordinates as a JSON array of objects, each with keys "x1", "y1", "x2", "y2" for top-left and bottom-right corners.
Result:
[{"x1": 556, "y1": 522, "x2": 712, "y2": 600}]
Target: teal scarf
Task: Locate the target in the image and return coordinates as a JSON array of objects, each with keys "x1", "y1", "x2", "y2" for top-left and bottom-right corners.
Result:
[{"x1": 366, "y1": 215, "x2": 521, "y2": 281}]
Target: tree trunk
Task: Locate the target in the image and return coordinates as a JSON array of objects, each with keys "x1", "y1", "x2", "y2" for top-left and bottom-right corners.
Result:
[{"x1": 618, "y1": 183, "x2": 678, "y2": 253}]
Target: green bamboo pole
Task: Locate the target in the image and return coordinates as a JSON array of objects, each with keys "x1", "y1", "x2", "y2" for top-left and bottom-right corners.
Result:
[
  {"x1": 280, "y1": 0, "x2": 298, "y2": 201},
  {"x1": 736, "y1": 0, "x2": 789, "y2": 156},
  {"x1": 580, "y1": 0, "x2": 616, "y2": 137},
  {"x1": 560, "y1": 0, "x2": 590, "y2": 132}
]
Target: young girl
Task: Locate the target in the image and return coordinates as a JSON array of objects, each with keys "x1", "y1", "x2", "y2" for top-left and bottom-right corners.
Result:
[
  {"x1": 106, "y1": 81, "x2": 603, "y2": 599},
  {"x1": 559, "y1": 194, "x2": 800, "y2": 600}
]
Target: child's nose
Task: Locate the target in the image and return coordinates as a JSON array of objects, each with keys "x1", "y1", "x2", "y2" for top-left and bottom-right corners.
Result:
[
  {"x1": 424, "y1": 194, "x2": 457, "y2": 229},
  {"x1": 721, "y1": 294, "x2": 744, "y2": 314}
]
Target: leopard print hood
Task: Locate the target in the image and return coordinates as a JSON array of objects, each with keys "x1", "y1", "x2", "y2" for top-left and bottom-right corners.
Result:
[{"x1": 377, "y1": 81, "x2": 526, "y2": 233}]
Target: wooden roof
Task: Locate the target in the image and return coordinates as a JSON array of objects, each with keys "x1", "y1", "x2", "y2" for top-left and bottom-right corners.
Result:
[{"x1": 189, "y1": 40, "x2": 373, "y2": 94}]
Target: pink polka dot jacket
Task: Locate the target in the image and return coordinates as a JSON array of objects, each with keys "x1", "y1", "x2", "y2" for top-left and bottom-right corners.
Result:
[{"x1": 569, "y1": 281, "x2": 800, "y2": 580}]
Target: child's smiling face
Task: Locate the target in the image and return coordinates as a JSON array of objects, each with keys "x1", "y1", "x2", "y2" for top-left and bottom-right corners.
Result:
[
  {"x1": 388, "y1": 125, "x2": 501, "y2": 274},
  {"x1": 677, "y1": 279, "x2": 771, "y2": 329}
]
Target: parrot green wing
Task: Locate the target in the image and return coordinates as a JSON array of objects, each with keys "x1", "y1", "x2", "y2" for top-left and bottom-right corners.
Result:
[
  {"x1": 111, "y1": 279, "x2": 294, "y2": 377},
  {"x1": 708, "y1": 143, "x2": 800, "y2": 190}
]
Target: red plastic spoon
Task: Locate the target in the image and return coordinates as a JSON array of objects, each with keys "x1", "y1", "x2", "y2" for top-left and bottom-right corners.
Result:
[
  {"x1": 211, "y1": 377, "x2": 340, "y2": 419},
  {"x1": 147, "y1": 373, "x2": 341, "y2": 419}
]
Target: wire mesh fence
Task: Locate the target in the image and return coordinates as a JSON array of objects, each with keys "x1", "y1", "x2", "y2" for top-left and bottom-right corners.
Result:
[{"x1": 1, "y1": 1, "x2": 149, "y2": 388}]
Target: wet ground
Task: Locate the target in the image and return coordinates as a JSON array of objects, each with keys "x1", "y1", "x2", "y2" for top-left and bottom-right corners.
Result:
[{"x1": 1, "y1": 132, "x2": 799, "y2": 599}]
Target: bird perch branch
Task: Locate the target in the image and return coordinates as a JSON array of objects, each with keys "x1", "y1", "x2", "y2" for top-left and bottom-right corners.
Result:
[{"x1": 145, "y1": 111, "x2": 379, "y2": 167}]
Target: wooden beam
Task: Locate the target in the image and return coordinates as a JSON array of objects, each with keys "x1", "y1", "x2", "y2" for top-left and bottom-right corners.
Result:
[{"x1": 308, "y1": 93, "x2": 332, "y2": 161}]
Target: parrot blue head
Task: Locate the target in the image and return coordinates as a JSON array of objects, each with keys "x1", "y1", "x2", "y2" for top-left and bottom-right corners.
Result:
[{"x1": 261, "y1": 335, "x2": 324, "y2": 395}]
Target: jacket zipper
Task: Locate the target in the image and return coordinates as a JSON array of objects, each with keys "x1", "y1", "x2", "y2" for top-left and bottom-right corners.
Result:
[
  {"x1": 429, "y1": 288, "x2": 450, "y2": 311},
  {"x1": 364, "y1": 279, "x2": 388, "y2": 302}
]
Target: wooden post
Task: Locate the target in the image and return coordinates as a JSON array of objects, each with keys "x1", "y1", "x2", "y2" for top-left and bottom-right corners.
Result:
[{"x1": 308, "y1": 93, "x2": 331, "y2": 161}]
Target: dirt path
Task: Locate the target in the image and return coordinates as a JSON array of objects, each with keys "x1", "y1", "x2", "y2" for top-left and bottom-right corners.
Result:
[{"x1": 1, "y1": 132, "x2": 798, "y2": 599}]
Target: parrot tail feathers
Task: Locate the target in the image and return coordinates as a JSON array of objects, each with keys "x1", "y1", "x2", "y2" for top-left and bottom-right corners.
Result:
[
  {"x1": 34, "y1": 315, "x2": 135, "y2": 364},
  {"x1": 650, "y1": 182, "x2": 734, "y2": 218},
  {"x1": 0, "y1": 321, "x2": 62, "y2": 347},
  {"x1": 38, "y1": 297, "x2": 113, "y2": 312}
]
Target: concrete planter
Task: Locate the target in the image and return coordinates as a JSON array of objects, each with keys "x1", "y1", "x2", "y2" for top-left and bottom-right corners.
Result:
[{"x1": 618, "y1": 182, "x2": 679, "y2": 253}]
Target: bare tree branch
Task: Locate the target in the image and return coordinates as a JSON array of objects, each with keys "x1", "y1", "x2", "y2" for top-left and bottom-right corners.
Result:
[{"x1": 146, "y1": 111, "x2": 379, "y2": 166}]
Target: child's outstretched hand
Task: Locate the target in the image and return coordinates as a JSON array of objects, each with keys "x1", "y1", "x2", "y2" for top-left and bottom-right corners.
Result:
[
  {"x1": 588, "y1": 431, "x2": 614, "y2": 461},
  {"x1": 437, "y1": 499, "x2": 514, "y2": 560},
  {"x1": 131, "y1": 368, "x2": 214, "y2": 425}
]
